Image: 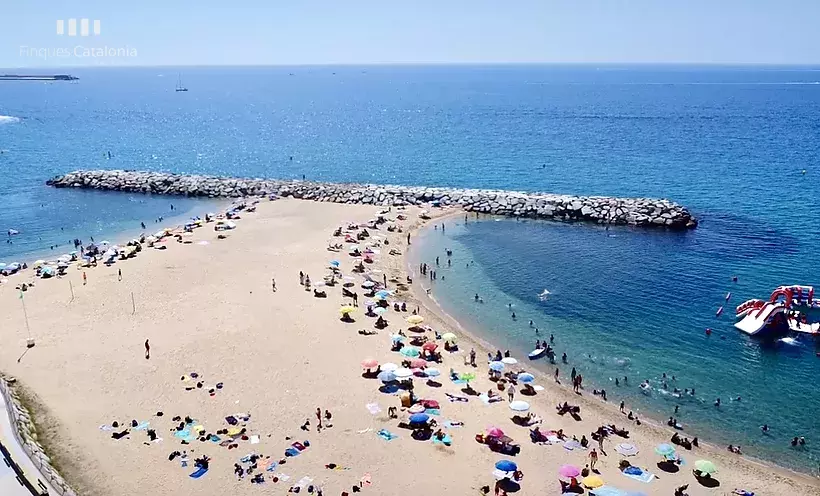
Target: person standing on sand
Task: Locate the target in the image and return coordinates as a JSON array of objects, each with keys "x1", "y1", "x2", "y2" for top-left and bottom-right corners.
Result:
[
  {"x1": 554, "y1": 368, "x2": 560, "y2": 383},
  {"x1": 299, "y1": 271, "x2": 304, "y2": 285},
  {"x1": 118, "y1": 268, "x2": 122, "y2": 281},
  {"x1": 315, "y1": 407, "x2": 323, "y2": 432},
  {"x1": 589, "y1": 448, "x2": 598, "y2": 470},
  {"x1": 469, "y1": 348, "x2": 476, "y2": 367},
  {"x1": 383, "y1": 274, "x2": 387, "y2": 287},
  {"x1": 406, "y1": 233, "x2": 410, "y2": 245},
  {"x1": 144, "y1": 339, "x2": 150, "y2": 360},
  {"x1": 507, "y1": 383, "x2": 515, "y2": 402},
  {"x1": 83, "y1": 271, "x2": 87, "y2": 285},
  {"x1": 271, "y1": 277, "x2": 276, "y2": 292}
]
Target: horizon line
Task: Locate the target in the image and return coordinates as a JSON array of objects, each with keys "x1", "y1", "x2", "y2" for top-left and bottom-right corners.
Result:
[{"x1": 4, "y1": 61, "x2": 820, "y2": 71}]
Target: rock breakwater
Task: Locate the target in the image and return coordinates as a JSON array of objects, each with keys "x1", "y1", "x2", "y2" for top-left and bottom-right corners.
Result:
[{"x1": 47, "y1": 170, "x2": 696, "y2": 229}]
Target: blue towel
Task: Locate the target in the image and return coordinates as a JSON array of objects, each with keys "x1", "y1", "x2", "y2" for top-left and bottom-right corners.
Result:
[
  {"x1": 377, "y1": 429, "x2": 398, "y2": 441},
  {"x1": 284, "y1": 447, "x2": 300, "y2": 457},
  {"x1": 432, "y1": 434, "x2": 452, "y2": 445},
  {"x1": 425, "y1": 409, "x2": 440, "y2": 415},
  {"x1": 189, "y1": 467, "x2": 208, "y2": 479}
]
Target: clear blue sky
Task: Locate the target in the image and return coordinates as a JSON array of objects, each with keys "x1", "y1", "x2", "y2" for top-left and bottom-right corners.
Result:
[{"x1": 2, "y1": 0, "x2": 819, "y2": 67}]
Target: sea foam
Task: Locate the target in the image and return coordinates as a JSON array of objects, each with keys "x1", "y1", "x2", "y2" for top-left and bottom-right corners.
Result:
[{"x1": 0, "y1": 115, "x2": 20, "y2": 124}]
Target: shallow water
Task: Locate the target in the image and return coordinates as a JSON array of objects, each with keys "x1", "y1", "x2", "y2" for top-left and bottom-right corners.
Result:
[
  {"x1": 413, "y1": 217, "x2": 820, "y2": 472},
  {"x1": 2, "y1": 64, "x2": 819, "y2": 471}
]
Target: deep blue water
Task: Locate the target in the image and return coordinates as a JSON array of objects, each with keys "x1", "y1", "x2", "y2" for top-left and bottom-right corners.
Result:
[{"x1": 1, "y1": 65, "x2": 820, "y2": 471}]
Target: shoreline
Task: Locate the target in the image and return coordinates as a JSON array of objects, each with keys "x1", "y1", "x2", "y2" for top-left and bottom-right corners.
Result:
[{"x1": 401, "y1": 209, "x2": 820, "y2": 486}]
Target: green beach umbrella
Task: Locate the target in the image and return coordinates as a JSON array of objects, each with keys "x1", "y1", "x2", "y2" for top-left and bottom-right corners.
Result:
[
  {"x1": 694, "y1": 460, "x2": 717, "y2": 475},
  {"x1": 459, "y1": 372, "x2": 476, "y2": 383}
]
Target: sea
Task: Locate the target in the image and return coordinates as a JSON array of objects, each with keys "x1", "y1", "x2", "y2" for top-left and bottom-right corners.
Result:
[{"x1": 1, "y1": 65, "x2": 819, "y2": 473}]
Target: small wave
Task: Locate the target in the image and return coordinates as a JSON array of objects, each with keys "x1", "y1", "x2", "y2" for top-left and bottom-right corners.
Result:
[
  {"x1": 538, "y1": 289, "x2": 551, "y2": 301},
  {"x1": 0, "y1": 115, "x2": 20, "y2": 124}
]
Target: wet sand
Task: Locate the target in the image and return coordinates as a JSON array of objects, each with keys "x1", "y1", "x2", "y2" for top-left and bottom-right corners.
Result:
[{"x1": 0, "y1": 198, "x2": 817, "y2": 496}]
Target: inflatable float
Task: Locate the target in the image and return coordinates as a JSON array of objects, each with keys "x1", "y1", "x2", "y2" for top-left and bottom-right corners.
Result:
[{"x1": 528, "y1": 348, "x2": 547, "y2": 360}]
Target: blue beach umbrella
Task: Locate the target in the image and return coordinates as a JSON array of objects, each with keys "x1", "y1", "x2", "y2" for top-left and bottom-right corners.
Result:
[
  {"x1": 655, "y1": 443, "x2": 676, "y2": 457},
  {"x1": 375, "y1": 290, "x2": 391, "y2": 298},
  {"x1": 374, "y1": 307, "x2": 388, "y2": 315},
  {"x1": 400, "y1": 347, "x2": 420, "y2": 358},
  {"x1": 425, "y1": 368, "x2": 441, "y2": 377},
  {"x1": 390, "y1": 334, "x2": 404, "y2": 343},
  {"x1": 517, "y1": 373, "x2": 535, "y2": 384},
  {"x1": 409, "y1": 413, "x2": 429, "y2": 424},
  {"x1": 377, "y1": 371, "x2": 396, "y2": 383},
  {"x1": 489, "y1": 361, "x2": 505, "y2": 372},
  {"x1": 495, "y1": 460, "x2": 517, "y2": 472}
]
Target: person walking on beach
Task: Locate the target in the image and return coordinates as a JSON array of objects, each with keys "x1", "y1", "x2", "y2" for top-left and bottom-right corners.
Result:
[
  {"x1": 315, "y1": 407, "x2": 323, "y2": 432},
  {"x1": 299, "y1": 271, "x2": 304, "y2": 285},
  {"x1": 271, "y1": 277, "x2": 276, "y2": 292},
  {"x1": 144, "y1": 339, "x2": 150, "y2": 360},
  {"x1": 554, "y1": 368, "x2": 560, "y2": 383},
  {"x1": 507, "y1": 383, "x2": 515, "y2": 402},
  {"x1": 571, "y1": 367, "x2": 577, "y2": 383},
  {"x1": 469, "y1": 348, "x2": 476, "y2": 367},
  {"x1": 406, "y1": 233, "x2": 411, "y2": 245},
  {"x1": 353, "y1": 292, "x2": 358, "y2": 307},
  {"x1": 118, "y1": 268, "x2": 122, "y2": 281},
  {"x1": 589, "y1": 448, "x2": 599, "y2": 470},
  {"x1": 82, "y1": 271, "x2": 87, "y2": 286}
]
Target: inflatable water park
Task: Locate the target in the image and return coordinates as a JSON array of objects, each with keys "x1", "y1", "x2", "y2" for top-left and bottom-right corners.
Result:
[{"x1": 734, "y1": 285, "x2": 820, "y2": 337}]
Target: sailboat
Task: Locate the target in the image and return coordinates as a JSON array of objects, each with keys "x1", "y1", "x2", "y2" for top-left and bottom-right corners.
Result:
[{"x1": 175, "y1": 74, "x2": 188, "y2": 92}]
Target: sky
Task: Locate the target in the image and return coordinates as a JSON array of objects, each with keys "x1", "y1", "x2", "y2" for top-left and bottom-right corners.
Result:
[{"x1": 1, "y1": 0, "x2": 819, "y2": 67}]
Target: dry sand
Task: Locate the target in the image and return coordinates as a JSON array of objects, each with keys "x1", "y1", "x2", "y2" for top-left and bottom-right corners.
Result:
[{"x1": 0, "y1": 198, "x2": 817, "y2": 496}]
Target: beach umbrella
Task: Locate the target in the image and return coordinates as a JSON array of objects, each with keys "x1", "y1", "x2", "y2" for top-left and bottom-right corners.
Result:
[
  {"x1": 375, "y1": 290, "x2": 391, "y2": 298},
  {"x1": 361, "y1": 358, "x2": 379, "y2": 369},
  {"x1": 495, "y1": 460, "x2": 517, "y2": 472},
  {"x1": 381, "y1": 362, "x2": 399, "y2": 372},
  {"x1": 489, "y1": 361, "x2": 505, "y2": 372},
  {"x1": 425, "y1": 368, "x2": 441, "y2": 377},
  {"x1": 33, "y1": 260, "x2": 45, "y2": 268},
  {"x1": 615, "y1": 443, "x2": 639, "y2": 456},
  {"x1": 654, "y1": 443, "x2": 676, "y2": 457},
  {"x1": 339, "y1": 305, "x2": 356, "y2": 314},
  {"x1": 374, "y1": 307, "x2": 388, "y2": 315},
  {"x1": 394, "y1": 367, "x2": 413, "y2": 379},
  {"x1": 400, "y1": 347, "x2": 420, "y2": 358},
  {"x1": 409, "y1": 358, "x2": 427, "y2": 369},
  {"x1": 582, "y1": 475, "x2": 604, "y2": 489},
  {"x1": 517, "y1": 373, "x2": 535, "y2": 384},
  {"x1": 408, "y1": 404, "x2": 425, "y2": 414},
  {"x1": 422, "y1": 341, "x2": 438, "y2": 351},
  {"x1": 487, "y1": 427, "x2": 505, "y2": 438},
  {"x1": 343, "y1": 275, "x2": 355, "y2": 282},
  {"x1": 377, "y1": 371, "x2": 396, "y2": 383},
  {"x1": 508, "y1": 400, "x2": 530, "y2": 412},
  {"x1": 442, "y1": 332, "x2": 457, "y2": 343},
  {"x1": 362, "y1": 281, "x2": 375, "y2": 288},
  {"x1": 390, "y1": 334, "x2": 404, "y2": 343},
  {"x1": 501, "y1": 357, "x2": 518, "y2": 365},
  {"x1": 406, "y1": 315, "x2": 424, "y2": 325},
  {"x1": 559, "y1": 465, "x2": 581, "y2": 478},
  {"x1": 0, "y1": 263, "x2": 6, "y2": 270},
  {"x1": 694, "y1": 460, "x2": 718, "y2": 475},
  {"x1": 459, "y1": 372, "x2": 476, "y2": 383},
  {"x1": 409, "y1": 413, "x2": 429, "y2": 424}
]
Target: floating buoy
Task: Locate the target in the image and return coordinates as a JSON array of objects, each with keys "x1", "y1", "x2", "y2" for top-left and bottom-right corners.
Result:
[
  {"x1": 706, "y1": 328, "x2": 713, "y2": 336},
  {"x1": 715, "y1": 306, "x2": 724, "y2": 317}
]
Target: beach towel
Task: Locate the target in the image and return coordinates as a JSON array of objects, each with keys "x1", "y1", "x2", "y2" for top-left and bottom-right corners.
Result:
[
  {"x1": 291, "y1": 476, "x2": 313, "y2": 491},
  {"x1": 443, "y1": 421, "x2": 463, "y2": 428},
  {"x1": 189, "y1": 467, "x2": 208, "y2": 479},
  {"x1": 366, "y1": 403, "x2": 381, "y2": 415},
  {"x1": 432, "y1": 434, "x2": 452, "y2": 446},
  {"x1": 377, "y1": 429, "x2": 398, "y2": 441},
  {"x1": 285, "y1": 448, "x2": 300, "y2": 457},
  {"x1": 250, "y1": 435, "x2": 260, "y2": 444},
  {"x1": 360, "y1": 473, "x2": 372, "y2": 486},
  {"x1": 590, "y1": 486, "x2": 648, "y2": 496},
  {"x1": 292, "y1": 441, "x2": 307, "y2": 451},
  {"x1": 134, "y1": 421, "x2": 150, "y2": 431},
  {"x1": 622, "y1": 469, "x2": 655, "y2": 483},
  {"x1": 174, "y1": 428, "x2": 194, "y2": 442},
  {"x1": 209, "y1": 435, "x2": 221, "y2": 443},
  {"x1": 425, "y1": 409, "x2": 441, "y2": 415},
  {"x1": 445, "y1": 392, "x2": 469, "y2": 402},
  {"x1": 265, "y1": 461, "x2": 279, "y2": 472}
]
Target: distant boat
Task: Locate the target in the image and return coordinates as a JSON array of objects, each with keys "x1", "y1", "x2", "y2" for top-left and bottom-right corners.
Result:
[{"x1": 175, "y1": 74, "x2": 188, "y2": 92}]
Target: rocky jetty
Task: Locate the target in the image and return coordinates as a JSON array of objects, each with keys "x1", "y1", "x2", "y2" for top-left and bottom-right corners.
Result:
[{"x1": 47, "y1": 170, "x2": 697, "y2": 229}]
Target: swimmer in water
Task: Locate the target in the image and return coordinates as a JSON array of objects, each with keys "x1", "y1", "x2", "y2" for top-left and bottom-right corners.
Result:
[
  {"x1": 561, "y1": 352, "x2": 567, "y2": 363},
  {"x1": 529, "y1": 320, "x2": 534, "y2": 327},
  {"x1": 511, "y1": 312, "x2": 516, "y2": 320},
  {"x1": 761, "y1": 424, "x2": 769, "y2": 433},
  {"x1": 714, "y1": 398, "x2": 721, "y2": 407}
]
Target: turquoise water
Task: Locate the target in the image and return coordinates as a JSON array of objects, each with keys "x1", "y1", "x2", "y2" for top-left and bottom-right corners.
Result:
[{"x1": 1, "y1": 65, "x2": 820, "y2": 471}]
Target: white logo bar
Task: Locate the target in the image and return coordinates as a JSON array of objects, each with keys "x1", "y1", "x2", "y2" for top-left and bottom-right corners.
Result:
[{"x1": 57, "y1": 19, "x2": 101, "y2": 36}]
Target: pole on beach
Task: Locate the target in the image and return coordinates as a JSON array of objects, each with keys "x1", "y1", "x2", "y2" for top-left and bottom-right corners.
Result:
[
  {"x1": 69, "y1": 280, "x2": 75, "y2": 302},
  {"x1": 131, "y1": 292, "x2": 136, "y2": 315}
]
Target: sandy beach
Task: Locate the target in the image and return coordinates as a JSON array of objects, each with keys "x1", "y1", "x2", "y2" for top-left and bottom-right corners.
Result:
[{"x1": 0, "y1": 198, "x2": 818, "y2": 496}]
